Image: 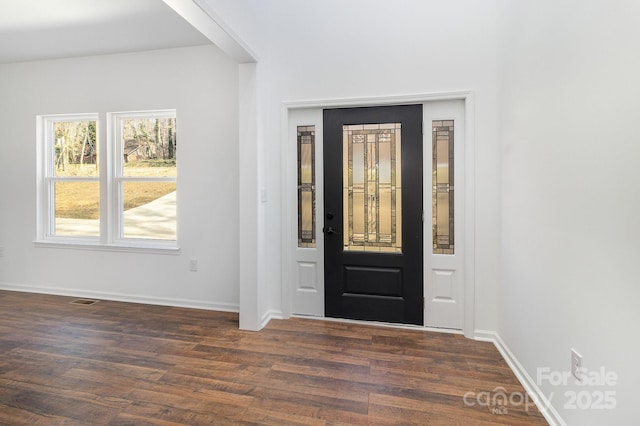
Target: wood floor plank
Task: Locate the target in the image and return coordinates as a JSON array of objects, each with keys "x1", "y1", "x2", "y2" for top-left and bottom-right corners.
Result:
[
  {"x1": 241, "y1": 406, "x2": 327, "y2": 426},
  {"x1": 249, "y1": 385, "x2": 369, "y2": 415},
  {"x1": 0, "y1": 387, "x2": 123, "y2": 424},
  {"x1": 0, "y1": 290, "x2": 548, "y2": 425},
  {"x1": 124, "y1": 387, "x2": 252, "y2": 421}
]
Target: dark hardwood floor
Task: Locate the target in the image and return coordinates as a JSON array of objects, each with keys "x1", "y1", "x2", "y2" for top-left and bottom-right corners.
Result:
[{"x1": 0, "y1": 290, "x2": 547, "y2": 425}]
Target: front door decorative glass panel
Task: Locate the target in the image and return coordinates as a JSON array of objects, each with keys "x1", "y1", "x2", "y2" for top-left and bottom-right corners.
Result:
[
  {"x1": 432, "y1": 120, "x2": 454, "y2": 254},
  {"x1": 297, "y1": 125, "x2": 316, "y2": 248},
  {"x1": 343, "y1": 123, "x2": 402, "y2": 253}
]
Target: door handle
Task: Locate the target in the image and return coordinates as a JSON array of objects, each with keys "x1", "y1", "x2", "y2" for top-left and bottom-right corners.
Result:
[{"x1": 323, "y1": 226, "x2": 340, "y2": 235}]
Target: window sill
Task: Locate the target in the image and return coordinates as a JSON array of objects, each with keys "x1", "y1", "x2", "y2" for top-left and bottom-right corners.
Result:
[{"x1": 33, "y1": 239, "x2": 180, "y2": 255}]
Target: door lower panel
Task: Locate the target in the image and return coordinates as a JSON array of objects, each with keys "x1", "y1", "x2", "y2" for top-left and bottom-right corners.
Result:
[{"x1": 343, "y1": 265, "x2": 402, "y2": 297}]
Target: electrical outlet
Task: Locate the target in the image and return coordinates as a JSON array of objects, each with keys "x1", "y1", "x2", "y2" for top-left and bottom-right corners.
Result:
[
  {"x1": 571, "y1": 348, "x2": 583, "y2": 381},
  {"x1": 189, "y1": 259, "x2": 198, "y2": 272}
]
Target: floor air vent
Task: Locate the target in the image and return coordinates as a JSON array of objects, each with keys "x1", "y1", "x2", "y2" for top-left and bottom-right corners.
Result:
[{"x1": 70, "y1": 299, "x2": 99, "y2": 305}]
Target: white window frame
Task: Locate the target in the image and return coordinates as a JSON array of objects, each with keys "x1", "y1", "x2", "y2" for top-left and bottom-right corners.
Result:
[
  {"x1": 37, "y1": 113, "x2": 100, "y2": 243},
  {"x1": 35, "y1": 110, "x2": 179, "y2": 253},
  {"x1": 109, "y1": 110, "x2": 177, "y2": 247}
]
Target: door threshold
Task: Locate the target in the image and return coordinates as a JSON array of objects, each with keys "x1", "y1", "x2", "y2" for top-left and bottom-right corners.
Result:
[{"x1": 290, "y1": 314, "x2": 464, "y2": 335}]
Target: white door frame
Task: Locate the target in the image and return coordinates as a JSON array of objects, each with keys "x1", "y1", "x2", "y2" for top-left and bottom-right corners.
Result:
[{"x1": 281, "y1": 91, "x2": 476, "y2": 338}]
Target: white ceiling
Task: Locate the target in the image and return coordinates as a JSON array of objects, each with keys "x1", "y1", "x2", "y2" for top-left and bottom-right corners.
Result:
[{"x1": 0, "y1": 0, "x2": 211, "y2": 64}]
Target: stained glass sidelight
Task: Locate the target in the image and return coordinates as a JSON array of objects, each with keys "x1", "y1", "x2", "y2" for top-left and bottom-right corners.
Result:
[
  {"x1": 297, "y1": 126, "x2": 316, "y2": 248},
  {"x1": 343, "y1": 123, "x2": 402, "y2": 253},
  {"x1": 432, "y1": 120, "x2": 454, "y2": 254}
]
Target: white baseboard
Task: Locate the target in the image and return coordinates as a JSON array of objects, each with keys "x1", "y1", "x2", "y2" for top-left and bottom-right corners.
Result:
[
  {"x1": 0, "y1": 281, "x2": 239, "y2": 313},
  {"x1": 474, "y1": 329, "x2": 566, "y2": 426},
  {"x1": 260, "y1": 309, "x2": 283, "y2": 329},
  {"x1": 472, "y1": 329, "x2": 497, "y2": 342}
]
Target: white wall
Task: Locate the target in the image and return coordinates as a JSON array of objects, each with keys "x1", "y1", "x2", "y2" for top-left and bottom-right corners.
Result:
[
  {"x1": 0, "y1": 45, "x2": 241, "y2": 311},
  {"x1": 205, "y1": 0, "x2": 502, "y2": 332},
  {"x1": 498, "y1": 1, "x2": 640, "y2": 424}
]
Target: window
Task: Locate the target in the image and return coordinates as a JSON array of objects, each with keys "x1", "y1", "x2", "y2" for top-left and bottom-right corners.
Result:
[
  {"x1": 343, "y1": 123, "x2": 402, "y2": 253},
  {"x1": 432, "y1": 120, "x2": 454, "y2": 254},
  {"x1": 113, "y1": 111, "x2": 177, "y2": 241},
  {"x1": 40, "y1": 114, "x2": 100, "y2": 238},
  {"x1": 37, "y1": 110, "x2": 177, "y2": 250},
  {"x1": 297, "y1": 125, "x2": 316, "y2": 248}
]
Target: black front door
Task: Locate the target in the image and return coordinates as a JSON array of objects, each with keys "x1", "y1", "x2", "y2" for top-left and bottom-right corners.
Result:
[{"x1": 323, "y1": 105, "x2": 423, "y2": 325}]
